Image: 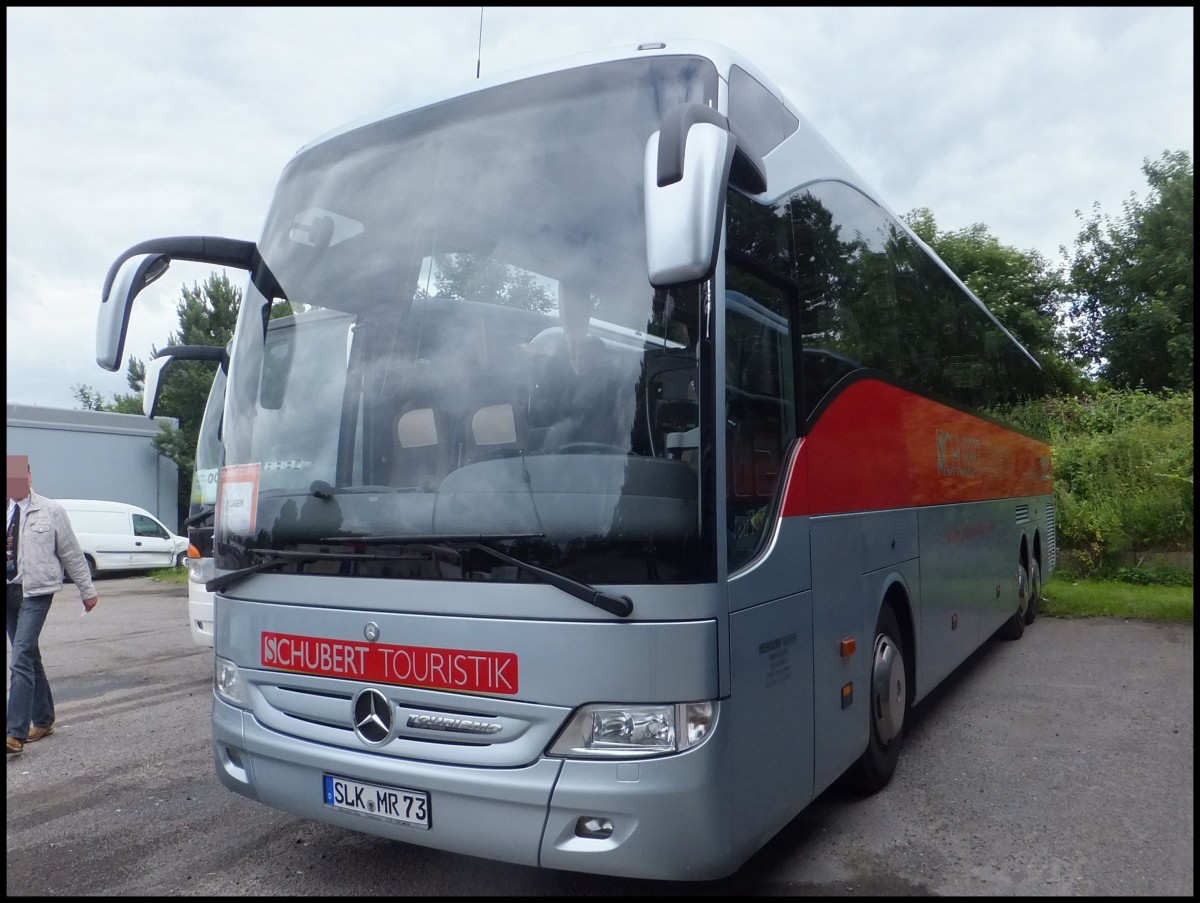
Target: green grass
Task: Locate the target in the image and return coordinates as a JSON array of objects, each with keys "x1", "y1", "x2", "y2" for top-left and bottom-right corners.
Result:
[
  {"x1": 1041, "y1": 574, "x2": 1194, "y2": 622},
  {"x1": 150, "y1": 566, "x2": 189, "y2": 585}
]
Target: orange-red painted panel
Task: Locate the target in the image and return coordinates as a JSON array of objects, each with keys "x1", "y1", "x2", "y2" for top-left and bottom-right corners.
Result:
[{"x1": 781, "y1": 380, "x2": 1052, "y2": 517}]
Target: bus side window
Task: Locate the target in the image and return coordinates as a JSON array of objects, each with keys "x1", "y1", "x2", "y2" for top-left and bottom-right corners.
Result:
[
  {"x1": 727, "y1": 388, "x2": 783, "y2": 504},
  {"x1": 723, "y1": 284, "x2": 797, "y2": 571},
  {"x1": 640, "y1": 347, "x2": 698, "y2": 459}
]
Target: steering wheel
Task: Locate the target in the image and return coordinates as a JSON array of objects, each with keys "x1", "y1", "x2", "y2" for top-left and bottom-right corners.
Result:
[{"x1": 557, "y1": 442, "x2": 628, "y2": 455}]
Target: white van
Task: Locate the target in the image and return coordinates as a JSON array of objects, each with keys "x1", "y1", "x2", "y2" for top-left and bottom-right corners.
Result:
[{"x1": 58, "y1": 499, "x2": 188, "y2": 578}]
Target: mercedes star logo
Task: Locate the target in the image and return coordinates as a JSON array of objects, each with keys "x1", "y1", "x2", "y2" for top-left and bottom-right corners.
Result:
[{"x1": 352, "y1": 688, "x2": 394, "y2": 745}]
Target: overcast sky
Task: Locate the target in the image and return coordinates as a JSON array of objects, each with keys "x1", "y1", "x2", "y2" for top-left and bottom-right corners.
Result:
[{"x1": 6, "y1": 6, "x2": 1193, "y2": 410}]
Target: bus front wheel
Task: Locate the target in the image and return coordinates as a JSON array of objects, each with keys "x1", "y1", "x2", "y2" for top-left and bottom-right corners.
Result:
[{"x1": 846, "y1": 604, "x2": 908, "y2": 794}]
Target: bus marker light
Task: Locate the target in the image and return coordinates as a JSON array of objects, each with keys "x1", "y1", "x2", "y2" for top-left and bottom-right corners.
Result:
[
  {"x1": 840, "y1": 637, "x2": 856, "y2": 657},
  {"x1": 951, "y1": 613, "x2": 958, "y2": 630},
  {"x1": 841, "y1": 682, "x2": 853, "y2": 709}
]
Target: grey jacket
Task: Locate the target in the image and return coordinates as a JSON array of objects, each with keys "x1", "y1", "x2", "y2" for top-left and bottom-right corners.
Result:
[{"x1": 11, "y1": 490, "x2": 96, "y2": 600}]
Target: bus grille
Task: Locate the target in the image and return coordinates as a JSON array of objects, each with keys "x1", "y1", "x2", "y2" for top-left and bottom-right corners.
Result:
[
  {"x1": 1014, "y1": 503, "x2": 1030, "y2": 525},
  {"x1": 250, "y1": 672, "x2": 563, "y2": 767}
]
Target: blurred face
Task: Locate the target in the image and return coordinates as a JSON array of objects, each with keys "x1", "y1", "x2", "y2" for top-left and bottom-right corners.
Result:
[
  {"x1": 7, "y1": 455, "x2": 30, "y2": 501},
  {"x1": 7, "y1": 468, "x2": 31, "y2": 502}
]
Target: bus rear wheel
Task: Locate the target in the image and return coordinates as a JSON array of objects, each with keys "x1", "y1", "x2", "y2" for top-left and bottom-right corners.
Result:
[
  {"x1": 846, "y1": 604, "x2": 908, "y2": 794},
  {"x1": 1024, "y1": 559, "x2": 1042, "y2": 625},
  {"x1": 999, "y1": 562, "x2": 1029, "y2": 640}
]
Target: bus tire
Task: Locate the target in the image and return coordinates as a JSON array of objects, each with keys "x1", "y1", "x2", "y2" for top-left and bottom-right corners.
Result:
[
  {"x1": 846, "y1": 603, "x2": 908, "y2": 794},
  {"x1": 999, "y1": 562, "x2": 1029, "y2": 641},
  {"x1": 1024, "y1": 558, "x2": 1041, "y2": 625}
]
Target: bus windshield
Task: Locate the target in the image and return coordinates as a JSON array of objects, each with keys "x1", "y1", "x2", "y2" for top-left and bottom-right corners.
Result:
[
  {"x1": 189, "y1": 361, "x2": 226, "y2": 523},
  {"x1": 221, "y1": 56, "x2": 718, "y2": 585}
]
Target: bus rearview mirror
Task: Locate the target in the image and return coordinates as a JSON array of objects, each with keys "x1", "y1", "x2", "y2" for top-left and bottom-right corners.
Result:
[
  {"x1": 644, "y1": 103, "x2": 765, "y2": 288},
  {"x1": 97, "y1": 253, "x2": 169, "y2": 372},
  {"x1": 143, "y1": 344, "x2": 230, "y2": 418},
  {"x1": 644, "y1": 123, "x2": 735, "y2": 287},
  {"x1": 143, "y1": 353, "x2": 171, "y2": 418}
]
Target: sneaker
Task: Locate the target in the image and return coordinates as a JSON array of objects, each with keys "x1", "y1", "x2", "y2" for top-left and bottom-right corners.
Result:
[
  {"x1": 5, "y1": 737, "x2": 22, "y2": 755},
  {"x1": 26, "y1": 723, "x2": 54, "y2": 743}
]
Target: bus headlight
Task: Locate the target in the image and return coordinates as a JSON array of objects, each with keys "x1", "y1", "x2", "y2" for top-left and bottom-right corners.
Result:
[
  {"x1": 548, "y1": 701, "x2": 716, "y2": 758},
  {"x1": 186, "y1": 555, "x2": 214, "y2": 584},
  {"x1": 214, "y1": 656, "x2": 250, "y2": 710}
]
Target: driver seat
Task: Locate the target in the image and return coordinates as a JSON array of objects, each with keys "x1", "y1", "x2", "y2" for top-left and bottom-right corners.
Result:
[{"x1": 462, "y1": 403, "x2": 528, "y2": 464}]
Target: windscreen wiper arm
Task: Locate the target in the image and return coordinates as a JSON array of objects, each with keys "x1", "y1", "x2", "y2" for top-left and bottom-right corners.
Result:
[
  {"x1": 457, "y1": 540, "x2": 634, "y2": 618},
  {"x1": 184, "y1": 504, "x2": 215, "y2": 529},
  {"x1": 220, "y1": 534, "x2": 635, "y2": 618}
]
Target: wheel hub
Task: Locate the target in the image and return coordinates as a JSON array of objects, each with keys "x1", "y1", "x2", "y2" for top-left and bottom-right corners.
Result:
[{"x1": 870, "y1": 634, "x2": 906, "y2": 744}]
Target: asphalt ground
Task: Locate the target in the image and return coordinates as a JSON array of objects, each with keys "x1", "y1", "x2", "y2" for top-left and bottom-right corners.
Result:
[{"x1": 5, "y1": 576, "x2": 1194, "y2": 896}]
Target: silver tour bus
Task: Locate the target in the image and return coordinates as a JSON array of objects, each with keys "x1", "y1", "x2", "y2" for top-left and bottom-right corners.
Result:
[{"x1": 97, "y1": 40, "x2": 1055, "y2": 881}]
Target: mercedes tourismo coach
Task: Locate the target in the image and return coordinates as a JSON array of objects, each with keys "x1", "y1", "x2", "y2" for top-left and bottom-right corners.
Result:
[{"x1": 96, "y1": 40, "x2": 1055, "y2": 881}]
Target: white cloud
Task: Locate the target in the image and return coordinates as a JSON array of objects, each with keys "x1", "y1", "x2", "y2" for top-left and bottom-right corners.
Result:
[{"x1": 6, "y1": 6, "x2": 1193, "y2": 408}]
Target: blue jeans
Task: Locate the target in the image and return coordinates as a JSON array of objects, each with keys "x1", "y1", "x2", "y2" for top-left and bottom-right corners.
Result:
[{"x1": 7, "y1": 584, "x2": 55, "y2": 740}]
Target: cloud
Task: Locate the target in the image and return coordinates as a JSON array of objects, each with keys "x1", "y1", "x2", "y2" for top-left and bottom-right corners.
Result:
[{"x1": 5, "y1": 6, "x2": 1193, "y2": 408}]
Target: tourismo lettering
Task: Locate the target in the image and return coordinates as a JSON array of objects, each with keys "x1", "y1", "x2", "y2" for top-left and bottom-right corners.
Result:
[{"x1": 261, "y1": 631, "x2": 519, "y2": 695}]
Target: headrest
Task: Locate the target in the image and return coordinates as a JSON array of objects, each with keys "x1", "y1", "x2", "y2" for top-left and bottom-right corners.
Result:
[
  {"x1": 396, "y1": 408, "x2": 439, "y2": 448},
  {"x1": 470, "y1": 404, "x2": 518, "y2": 446}
]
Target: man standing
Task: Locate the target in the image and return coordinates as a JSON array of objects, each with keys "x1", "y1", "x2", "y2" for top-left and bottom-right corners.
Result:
[{"x1": 7, "y1": 455, "x2": 98, "y2": 755}]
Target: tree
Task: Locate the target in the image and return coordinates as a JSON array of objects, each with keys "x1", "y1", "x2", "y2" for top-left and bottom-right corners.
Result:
[
  {"x1": 149, "y1": 273, "x2": 242, "y2": 525},
  {"x1": 73, "y1": 385, "x2": 109, "y2": 411},
  {"x1": 1064, "y1": 150, "x2": 1193, "y2": 390},
  {"x1": 73, "y1": 359, "x2": 144, "y2": 414},
  {"x1": 903, "y1": 208, "x2": 1085, "y2": 393},
  {"x1": 424, "y1": 253, "x2": 555, "y2": 312}
]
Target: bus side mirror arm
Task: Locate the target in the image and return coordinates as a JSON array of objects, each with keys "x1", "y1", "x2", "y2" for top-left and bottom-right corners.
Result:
[
  {"x1": 97, "y1": 236, "x2": 257, "y2": 373},
  {"x1": 644, "y1": 103, "x2": 766, "y2": 288},
  {"x1": 654, "y1": 103, "x2": 766, "y2": 194}
]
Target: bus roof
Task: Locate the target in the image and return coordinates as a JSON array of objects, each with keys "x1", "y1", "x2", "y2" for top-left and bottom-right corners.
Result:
[{"x1": 298, "y1": 40, "x2": 779, "y2": 156}]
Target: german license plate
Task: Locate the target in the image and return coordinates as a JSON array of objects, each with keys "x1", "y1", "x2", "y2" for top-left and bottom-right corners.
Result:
[{"x1": 323, "y1": 774, "x2": 431, "y2": 829}]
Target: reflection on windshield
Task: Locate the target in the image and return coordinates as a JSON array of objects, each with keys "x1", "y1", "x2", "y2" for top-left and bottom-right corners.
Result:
[{"x1": 220, "y1": 56, "x2": 719, "y2": 586}]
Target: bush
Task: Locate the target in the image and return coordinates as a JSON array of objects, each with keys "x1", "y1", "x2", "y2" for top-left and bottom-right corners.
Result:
[
  {"x1": 1109, "y1": 563, "x2": 1193, "y2": 587},
  {"x1": 999, "y1": 388, "x2": 1193, "y2": 579}
]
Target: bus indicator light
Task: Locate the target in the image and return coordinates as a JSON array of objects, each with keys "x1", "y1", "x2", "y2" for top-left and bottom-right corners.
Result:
[
  {"x1": 840, "y1": 637, "x2": 856, "y2": 657},
  {"x1": 841, "y1": 682, "x2": 853, "y2": 709}
]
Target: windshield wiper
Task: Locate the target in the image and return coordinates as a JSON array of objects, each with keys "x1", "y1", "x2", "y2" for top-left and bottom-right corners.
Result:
[
  {"x1": 459, "y1": 540, "x2": 634, "y2": 618},
  {"x1": 334, "y1": 534, "x2": 634, "y2": 618},
  {"x1": 211, "y1": 536, "x2": 635, "y2": 618},
  {"x1": 184, "y1": 504, "x2": 215, "y2": 528}
]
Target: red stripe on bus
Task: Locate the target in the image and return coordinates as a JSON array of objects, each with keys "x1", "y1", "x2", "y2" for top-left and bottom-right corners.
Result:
[{"x1": 781, "y1": 380, "x2": 1052, "y2": 517}]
